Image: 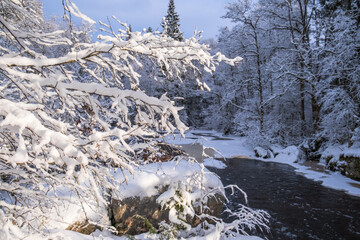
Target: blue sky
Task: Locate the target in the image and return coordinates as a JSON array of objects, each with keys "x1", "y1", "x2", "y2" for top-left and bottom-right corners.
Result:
[{"x1": 42, "y1": 0, "x2": 233, "y2": 40}]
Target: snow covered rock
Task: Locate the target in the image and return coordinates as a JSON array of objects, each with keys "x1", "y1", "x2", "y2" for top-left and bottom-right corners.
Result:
[
  {"x1": 254, "y1": 147, "x2": 267, "y2": 158},
  {"x1": 254, "y1": 147, "x2": 273, "y2": 159},
  {"x1": 273, "y1": 146, "x2": 305, "y2": 163},
  {"x1": 141, "y1": 143, "x2": 184, "y2": 163},
  {"x1": 66, "y1": 220, "x2": 102, "y2": 235},
  {"x1": 109, "y1": 159, "x2": 225, "y2": 235},
  {"x1": 110, "y1": 194, "x2": 168, "y2": 235},
  {"x1": 322, "y1": 145, "x2": 360, "y2": 180},
  {"x1": 327, "y1": 154, "x2": 360, "y2": 180},
  {"x1": 110, "y1": 190, "x2": 224, "y2": 235}
]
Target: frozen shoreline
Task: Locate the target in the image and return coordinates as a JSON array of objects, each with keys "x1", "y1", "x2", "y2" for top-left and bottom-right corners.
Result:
[{"x1": 165, "y1": 130, "x2": 360, "y2": 198}]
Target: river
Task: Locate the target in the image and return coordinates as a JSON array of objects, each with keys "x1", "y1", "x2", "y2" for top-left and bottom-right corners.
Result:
[{"x1": 207, "y1": 158, "x2": 360, "y2": 240}]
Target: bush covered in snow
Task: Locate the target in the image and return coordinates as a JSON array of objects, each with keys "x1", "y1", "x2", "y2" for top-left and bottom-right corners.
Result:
[{"x1": 0, "y1": 0, "x2": 268, "y2": 239}]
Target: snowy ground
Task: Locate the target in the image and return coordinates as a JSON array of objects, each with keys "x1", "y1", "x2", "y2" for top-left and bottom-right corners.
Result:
[
  {"x1": 165, "y1": 130, "x2": 360, "y2": 197},
  {"x1": 21, "y1": 229, "x2": 263, "y2": 240}
]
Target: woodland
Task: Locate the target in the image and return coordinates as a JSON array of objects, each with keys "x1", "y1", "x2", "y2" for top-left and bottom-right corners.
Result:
[{"x1": 0, "y1": 0, "x2": 359, "y2": 239}]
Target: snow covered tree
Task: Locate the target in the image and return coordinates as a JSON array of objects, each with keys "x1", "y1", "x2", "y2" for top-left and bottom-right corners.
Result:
[
  {"x1": 0, "y1": 0, "x2": 249, "y2": 238},
  {"x1": 201, "y1": 27, "x2": 245, "y2": 134},
  {"x1": 317, "y1": 0, "x2": 360, "y2": 146},
  {"x1": 162, "y1": 0, "x2": 184, "y2": 41},
  {"x1": 223, "y1": 0, "x2": 268, "y2": 134},
  {"x1": 204, "y1": 0, "x2": 359, "y2": 151},
  {"x1": 202, "y1": 0, "x2": 283, "y2": 143}
]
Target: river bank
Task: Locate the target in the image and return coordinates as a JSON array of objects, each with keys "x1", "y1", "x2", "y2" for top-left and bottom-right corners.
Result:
[
  {"x1": 165, "y1": 130, "x2": 360, "y2": 197},
  {"x1": 165, "y1": 130, "x2": 360, "y2": 239}
]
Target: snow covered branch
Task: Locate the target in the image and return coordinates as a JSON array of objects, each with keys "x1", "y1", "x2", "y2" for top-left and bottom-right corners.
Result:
[{"x1": 0, "y1": 0, "x2": 247, "y2": 237}]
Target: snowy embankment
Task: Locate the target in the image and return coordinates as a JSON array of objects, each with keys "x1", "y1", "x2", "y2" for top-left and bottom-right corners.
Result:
[{"x1": 165, "y1": 130, "x2": 360, "y2": 197}]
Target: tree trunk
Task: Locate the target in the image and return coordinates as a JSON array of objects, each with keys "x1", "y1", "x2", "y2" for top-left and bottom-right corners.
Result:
[{"x1": 251, "y1": 20, "x2": 264, "y2": 133}]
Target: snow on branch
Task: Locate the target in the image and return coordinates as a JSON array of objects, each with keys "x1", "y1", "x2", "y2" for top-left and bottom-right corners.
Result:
[{"x1": 0, "y1": 0, "x2": 246, "y2": 237}]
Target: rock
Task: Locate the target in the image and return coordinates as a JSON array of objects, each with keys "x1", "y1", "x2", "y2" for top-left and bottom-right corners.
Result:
[
  {"x1": 339, "y1": 154, "x2": 360, "y2": 180},
  {"x1": 141, "y1": 143, "x2": 184, "y2": 163},
  {"x1": 66, "y1": 220, "x2": 101, "y2": 235},
  {"x1": 325, "y1": 154, "x2": 360, "y2": 180},
  {"x1": 179, "y1": 143, "x2": 217, "y2": 161},
  {"x1": 274, "y1": 145, "x2": 305, "y2": 163},
  {"x1": 110, "y1": 191, "x2": 224, "y2": 235},
  {"x1": 327, "y1": 158, "x2": 347, "y2": 175},
  {"x1": 254, "y1": 147, "x2": 274, "y2": 159},
  {"x1": 110, "y1": 195, "x2": 169, "y2": 235},
  {"x1": 295, "y1": 147, "x2": 307, "y2": 163},
  {"x1": 157, "y1": 142, "x2": 184, "y2": 157},
  {"x1": 324, "y1": 155, "x2": 334, "y2": 165},
  {"x1": 267, "y1": 149, "x2": 274, "y2": 159},
  {"x1": 254, "y1": 147, "x2": 268, "y2": 158}
]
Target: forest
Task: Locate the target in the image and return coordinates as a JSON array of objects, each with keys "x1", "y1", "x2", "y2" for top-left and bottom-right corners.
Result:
[
  {"x1": 159, "y1": 0, "x2": 360, "y2": 151},
  {"x1": 0, "y1": 0, "x2": 359, "y2": 239}
]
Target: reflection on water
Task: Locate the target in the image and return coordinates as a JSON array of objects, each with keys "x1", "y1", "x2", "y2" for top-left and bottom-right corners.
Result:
[
  {"x1": 300, "y1": 161, "x2": 330, "y2": 174},
  {"x1": 349, "y1": 182, "x2": 360, "y2": 189},
  {"x1": 209, "y1": 158, "x2": 360, "y2": 240}
]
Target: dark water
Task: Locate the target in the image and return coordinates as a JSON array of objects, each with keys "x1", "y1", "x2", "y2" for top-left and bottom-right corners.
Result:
[{"x1": 209, "y1": 158, "x2": 360, "y2": 240}]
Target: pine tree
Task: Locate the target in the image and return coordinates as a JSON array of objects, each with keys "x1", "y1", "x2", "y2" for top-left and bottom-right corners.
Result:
[{"x1": 162, "y1": 0, "x2": 184, "y2": 41}]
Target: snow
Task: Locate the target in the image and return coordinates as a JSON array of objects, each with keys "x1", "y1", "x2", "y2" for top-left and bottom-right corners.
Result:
[
  {"x1": 166, "y1": 130, "x2": 254, "y2": 158},
  {"x1": 254, "y1": 147, "x2": 268, "y2": 158},
  {"x1": 16, "y1": 229, "x2": 127, "y2": 240},
  {"x1": 203, "y1": 158, "x2": 228, "y2": 169},
  {"x1": 321, "y1": 143, "x2": 360, "y2": 161},
  {"x1": 65, "y1": 0, "x2": 96, "y2": 25},
  {"x1": 0, "y1": 156, "x2": 262, "y2": 239},
  {"x1": 18, "y1": 228, "x2": 263, "y2": 240},
  {"x1": 292, "y1": 165, "x2": 360, "y2": 196},
  {"x1": 272, "y1": 146, "x2": 301, "y2": 164},
  {"x1": 165, "y1": 130, "x2": 360, "y2": 197},
  {"x1": 112, "y1": 159, "x2": 223, "y2": 199}
]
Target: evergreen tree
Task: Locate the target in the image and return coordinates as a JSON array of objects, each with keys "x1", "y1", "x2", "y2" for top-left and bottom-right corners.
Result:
[{"x1": 162, "y1": 0, "x2": 184, "y2": 41}]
